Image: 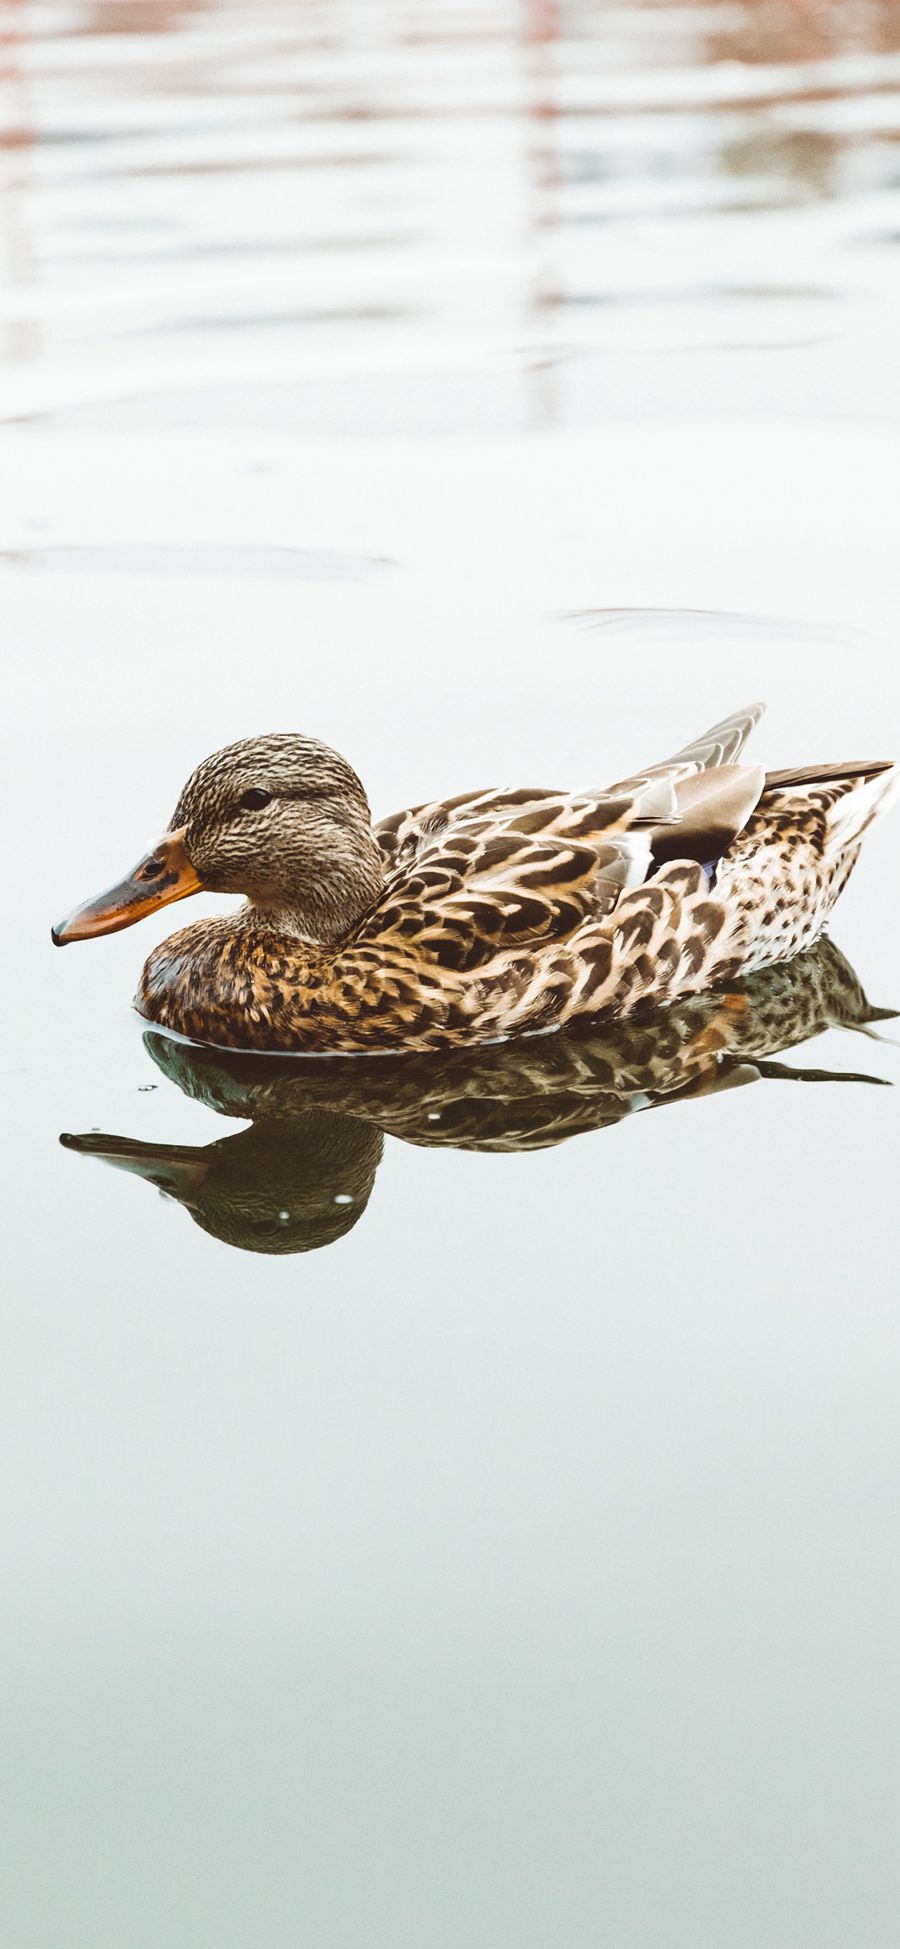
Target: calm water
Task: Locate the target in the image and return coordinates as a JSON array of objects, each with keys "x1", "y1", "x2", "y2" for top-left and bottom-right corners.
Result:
[{"x1": 3, "y1": 4, "x2": 900, "y2": 1945}]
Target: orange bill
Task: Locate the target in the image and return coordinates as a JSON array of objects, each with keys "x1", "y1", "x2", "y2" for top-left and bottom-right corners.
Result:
[{"x1": 52, "y1": 828, "x2": 203, "y2": 945}]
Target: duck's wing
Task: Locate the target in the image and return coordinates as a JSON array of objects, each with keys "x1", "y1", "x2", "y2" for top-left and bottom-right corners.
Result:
[
  {"x1": 629, "y1": 703, "x2": 894, "y2": 869},
  {"x1": 603, "y1": 701, "x2": 767, "y2": 799},
  {"x1": 365, "y1": 815, "x2": 654, "y2": 973},
  {"x1": 367, "y1": 707, "x2": 772, "y2": 974},
  {"x1": 603, "y1": 701, "x2": 767, "y2": 795},
  {"x1": 601, "y1": 701, "x2": 769, "y2": 871},
  {"x1": 374, "y1": 703, "x2": 768, "y2": 878},
  {"x1": 375, "y1": 772, "x2": 678, "y2": 873},
  {"x1": 371, "y1": 775, "x2": 682, "y2": 967}
]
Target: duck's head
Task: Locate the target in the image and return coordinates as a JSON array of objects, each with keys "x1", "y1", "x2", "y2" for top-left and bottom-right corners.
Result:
[
  {"x1": 60, "y1": 1110, "x2": 384, "y2": 1256},
  {"x1": 52, "y1": 732, "x2": 385, "y2": 946}
]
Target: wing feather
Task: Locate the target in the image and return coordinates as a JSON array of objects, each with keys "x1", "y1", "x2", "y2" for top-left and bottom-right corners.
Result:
[
  {"x1": 363, "y1": 818, "x2": 653, "y2": 970},
  {"x1": 604, "y1": 701, "x2": 766, "y2": 797},
  {"x1": 651, "y1": 764, "x2": 766, "y2": 867},
  {"x1": 667, "y1": 701, "x2": 767, "y2": 771},
  {"x1": 367, "y1": 707, "x2": 768, "y2": 977}
]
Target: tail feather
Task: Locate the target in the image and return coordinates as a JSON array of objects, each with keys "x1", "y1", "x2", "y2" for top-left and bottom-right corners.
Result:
[
  {"x1": 766, "y1": 758, "x2": 894, "y2": 791},
  {"x1": 822, "y1": 765, "x2": 898, "y2": 856},
  {"x1": 764, "y1": 757, "x2": 897, "y2": 857}
]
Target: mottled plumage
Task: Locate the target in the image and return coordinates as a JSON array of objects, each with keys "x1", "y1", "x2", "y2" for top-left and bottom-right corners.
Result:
[
  {"x1": 53, "y1": 704, "x2": 896, "y2": 1053},
  {"x1": 63, "y1": 938, "x2": 895, "y2": 1253}
]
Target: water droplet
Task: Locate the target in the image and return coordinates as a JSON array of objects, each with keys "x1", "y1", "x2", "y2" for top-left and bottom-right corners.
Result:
[
  {"x1": 333, "y1": 1193, "x2": 353, "y2": 1206},
  {"x1": 278, "y1": 1209, "x2": 290, "y2": 1224}
]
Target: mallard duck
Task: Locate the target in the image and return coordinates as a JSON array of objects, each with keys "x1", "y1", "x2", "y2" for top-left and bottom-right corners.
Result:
[
  {"x1": 52, "y1": 703, "x2": 896, "y2": 1054},
  {"x1": 61, "y1": 938, "x2": 895, "y2": 1254}
]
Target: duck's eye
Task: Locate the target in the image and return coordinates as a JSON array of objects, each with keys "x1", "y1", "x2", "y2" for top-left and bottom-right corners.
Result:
[{"x1": 239, "y1": 788, "x2": 272, "y2": 812}]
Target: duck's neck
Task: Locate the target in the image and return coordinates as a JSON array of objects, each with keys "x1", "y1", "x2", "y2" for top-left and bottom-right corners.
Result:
[{"x1": 244, "y1": 831, "x2": 385, "y2": 945}]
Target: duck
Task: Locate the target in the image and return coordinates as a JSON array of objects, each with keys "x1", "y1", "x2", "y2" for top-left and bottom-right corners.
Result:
[
  {"x1": 51, "y1": 703, "x2": 896, "y2": 1054},
  {"x1": 60, "y1": 937, "x2": 895, "y2": 1254}
]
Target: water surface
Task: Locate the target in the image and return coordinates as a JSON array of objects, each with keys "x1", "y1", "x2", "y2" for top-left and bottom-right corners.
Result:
[{"x1": 3, "y1": 5, "x2": 900, "y2": 1946}]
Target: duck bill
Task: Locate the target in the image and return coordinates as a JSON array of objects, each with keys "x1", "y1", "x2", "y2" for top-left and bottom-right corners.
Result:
[
  {"x1": 52, "y1": 827, "x2": 203, "y2": 945},
  {"x1": 60, "y1": 1132, "x2": 210, "y2": 1202}
]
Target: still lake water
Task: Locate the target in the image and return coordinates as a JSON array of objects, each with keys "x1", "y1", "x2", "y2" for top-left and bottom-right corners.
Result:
[{"x1": 3, "y1": 3, "x2": 900, "y2": 1943}]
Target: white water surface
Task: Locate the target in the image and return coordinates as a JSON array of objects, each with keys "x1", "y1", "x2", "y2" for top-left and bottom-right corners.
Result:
[{"x1": 2, "y1": 4, "x2": 900, "y2": 1947}]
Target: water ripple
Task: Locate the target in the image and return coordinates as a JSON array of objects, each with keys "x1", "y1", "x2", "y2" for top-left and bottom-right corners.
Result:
[{"x1": 1, "y1": 0, "x2": 898, "y2": 432}]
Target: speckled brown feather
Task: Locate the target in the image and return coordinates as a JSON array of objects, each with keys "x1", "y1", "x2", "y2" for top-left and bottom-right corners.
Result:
[
  {"x1": 136, "y1": 705, "x2": 896, "y2": 1053},
  {"x1": 68, "y1": 936, "x2": 894, "y2": 1255},
  {"x1": 141, "y1": 934, "x2": 888, "y2": 1147}
]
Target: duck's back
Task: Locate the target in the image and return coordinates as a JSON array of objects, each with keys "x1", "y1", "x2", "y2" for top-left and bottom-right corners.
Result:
[{"x1": 356, "y1": 703, "x2": 896, "y2": 1043}]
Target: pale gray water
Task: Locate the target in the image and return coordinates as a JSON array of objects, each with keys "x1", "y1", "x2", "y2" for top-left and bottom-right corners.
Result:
[{"x1": 2, "y1": 4, "x2": 900, "y2": 1946}]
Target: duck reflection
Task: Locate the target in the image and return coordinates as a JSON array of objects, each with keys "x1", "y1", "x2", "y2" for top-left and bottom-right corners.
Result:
[{"x1": 62, "y1": 939, "x2": 893, "y2": 1256}]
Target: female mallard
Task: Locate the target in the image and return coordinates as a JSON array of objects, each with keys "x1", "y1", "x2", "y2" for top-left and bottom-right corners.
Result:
[{"x1": 52, "y1": 703, "x2": 895, "y2": 1054}]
